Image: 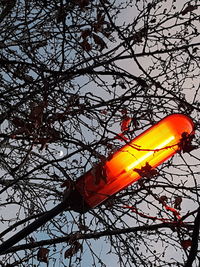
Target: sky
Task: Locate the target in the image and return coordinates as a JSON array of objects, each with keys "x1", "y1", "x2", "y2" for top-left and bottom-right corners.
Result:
[{"x1": 0, "y1": 0, "x2": 200, "y2": 266}]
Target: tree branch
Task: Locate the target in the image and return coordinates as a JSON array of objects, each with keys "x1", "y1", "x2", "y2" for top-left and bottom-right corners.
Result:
[
  {"x1": 184, "y1": 206, "x2": 200, "y2": 267},
  {"x1": 2, "y1": 221, "x2": 193, "y2": 254}
]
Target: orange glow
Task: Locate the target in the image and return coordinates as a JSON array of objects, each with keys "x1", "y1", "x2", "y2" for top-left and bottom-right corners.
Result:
[{"x1": 75, "y1": 114, "x2": 194, "y2": 210}]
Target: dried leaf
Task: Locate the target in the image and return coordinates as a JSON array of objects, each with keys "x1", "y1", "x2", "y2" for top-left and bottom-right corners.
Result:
[
  {"x1": 37, "y1": 247, "x2": 49, "y2": 263},
  {"x1": 61, "y1": 179, "x2": 73, "y2": 188},
  {"x1": 81, "y1": 29, "x2": 91, "y2": 39},
  {"x1": 80, "y1": 39, "x2": 92, "y2": 51},
  {"x1": 106, "y1": 143, "x2": 113, "y2": 149},
  {"x1": 92, "y1": 163, "x2": 107, "y2": 185},
  {"x1": 78, "y1": 223, "x2": 89, "y2": 231},
  {"x1": 24, "y1": 74, "x2": 34, "y2": 82},
  {"x1": 48, "y1": 113, "x2": 66, "y2": 122},
  {"x1": 34, "y1": 40, "x2": 48, "y2": 49},
  {"x1": 56, "y1": 7, "x2": 66, "y2": 23},
  {"x1": 121, "y1": 116, "x2": 131, "y2": 132},
  {"x1": 74, "y1": 0, "x2": 90, "y2": 9},
  {"x1": 134, "y1": 162, "x2": 158, "y2": 178},
  {"x1": 68, "y1": 94, "x2": 80, "y2": 106},
  {"x1": 29, "y1": 102, "x2": 46, "y2": 126},
  {"x1": 137, "y1": 77, "x2": 148, "y2": 87},
  {"x1": 93, "y1": 22, "x2": 104, "y2": 33},
  {"x1": 97, "y1": 11, "x2": 105, "y2": 24},
  {"x1": 181, "y1": 240, "x2": 192, "y2": 249},
  {"x1": 158, "y1": 195, "x2": 168, "y2": 205},
  {"x1": 30, "y1": 102, "x2": 45, "y2": 116},
  {"x1": 102, "y1": 29, "x2": 115, "y2": 41},
  {"x1": 11, "y1": 117, "x2": 26, "y2": 127},
  {"x1": 92, "y1": 33, "x2": 107, "y2": 50},
  {"x1": 178, "y1": 132, "x2": 197, "y2": 153},
  {"x1": 11, "y1": 126, "x2": 31, "y2": 137},
  {"x1": 150, "y1": 18, "x2": 156, "y2": 23},
  {"x1": 174, "y1": 196, "x2": 182, "y2": 210},
  {"x1": 46, "y1": 127, "x2": 60, "y2": 140},
  {"x1": 132, "y1": 28, "x2": 147, "y2": 44},
  {"x1": 120, "y1": 109, "x2": 128, "y2": 115},
  {"x1": 36, "y1": 137, "x2": 50, "y2": 150},
  {"x1": 119, "y1": 81, "x2": 126, "y2": 89},
  {"x1": 64, "y1": 241, "x2": 82, "y2": 258},
  {"x1": 100, "y1": 109, "x2": 107, "y2": 115},
  {"x1": 181, "y1": 4, "x2": 198, "y2": 15}
]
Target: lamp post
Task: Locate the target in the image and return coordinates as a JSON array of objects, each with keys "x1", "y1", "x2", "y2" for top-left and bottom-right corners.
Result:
[
  {"x1": 68, "y1": 113, "x2": 195, "y2": 213},
  {"x1": 0, "y1": 113, "x2": 195, "y2": 255}
]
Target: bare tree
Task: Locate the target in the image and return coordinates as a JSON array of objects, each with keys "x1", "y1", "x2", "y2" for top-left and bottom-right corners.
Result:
[{"x1": 0, "y1": 0, "x2": 200, "y2": 266}]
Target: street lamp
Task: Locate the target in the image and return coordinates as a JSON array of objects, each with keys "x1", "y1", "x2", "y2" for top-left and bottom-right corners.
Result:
[
  {"x1": 69, "y1": 114, "x2": 195, "y2": 213},
  {"x1": 0, "y1": 113, "x2": 195, "y2": 255}
]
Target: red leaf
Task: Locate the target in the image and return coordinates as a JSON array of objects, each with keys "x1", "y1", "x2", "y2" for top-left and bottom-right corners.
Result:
[
  {"x1": 36, "y1": 137, "x2": 49, "y2": 150},
  {"x1": 37, "y1": 247, "x2": 49, "y2": 263},
  {"x1": 61, "y1": 180, "x2": 72, "y2": 188},
  {"x1": 121, "y1": 116, "x2": 131, "y2": 132},
  {"x1": 164, "y1": 205, "x2": 181, "y2": 219},
  {"x1": 181, "y1": 240, "x2": 192, "y2": 249},
  {"x1": 174, "y1": 196, "x2": 182, "y2": 210},
  {"x1": 80, "y1": 39, "x2": 92, "y2": 51},
  {"x1": 81, "y1": 29, "x2": 91, "y2": 39},
  {"x1": 120, "y1": 109, "x2": 128, "y2": 115},
  {"x1": 29, "y1": 102, "x2": 45, "y2": 119},
  {"x1": 158, "y1": 195, "x2": 168, "y2": 205},
  {"x1": 97, "y1": 11, "x2": 105, "y2": 24},
  {"x1": 64, "y1": 241, "x2": 82, "y2": 258},
  {"x1": 29, "y1": 102, "x2": 46, "y2": 127},
  {"x1": 11, "y1": 126, "x2": 31, "y2": 137},
  {"x1": 11, "y1": 117, "x2": 26, "y2": 127},
  {"x1": 100, "y1": 109, "x2": 107, "y2": 115}
]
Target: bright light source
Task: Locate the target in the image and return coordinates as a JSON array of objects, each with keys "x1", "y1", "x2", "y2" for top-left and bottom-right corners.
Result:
[
  {"x1": 70, "y1": 114, "x2": 195, "y2": 213},
  {"x1": 125, "y1": 135, "x2": 175, "y2": 172}
]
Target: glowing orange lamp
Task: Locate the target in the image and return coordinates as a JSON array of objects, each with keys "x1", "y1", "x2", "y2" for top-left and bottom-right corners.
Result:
[
  {"x1": 0, "y1": 114, "x2": 195, "y2": 255},
  {"x1": 69, "y1": 114, "x2": 194, "y2": 213}
]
